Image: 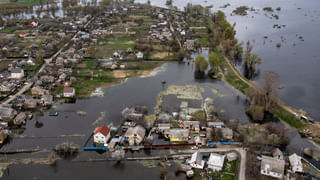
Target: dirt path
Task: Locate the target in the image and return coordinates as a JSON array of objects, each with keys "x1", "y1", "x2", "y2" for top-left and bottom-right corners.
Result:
[{"x1": 224, "y1": 57, "x2": 298, "y2": 116}]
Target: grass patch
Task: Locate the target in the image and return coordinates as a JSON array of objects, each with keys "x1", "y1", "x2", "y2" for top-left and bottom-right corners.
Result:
[
  {"x1": 271, "y1": 108, "x2": 304, "y2": 129},
  {"x1": 86, "y1": 60, "x2": 94, "y2": 69},
  {"x1": 233, "y1": 6, "x2": 249, "y2": 16},
  {"x1": 222, "y1": 174, "x2": 234, "y2": 180},
  {"x1": 192, "y1": 110, "x2": 206, "y2": 121},
  {"x1": 197, "y1": 37, "x2": 208, "y2": 47},
  {"x1": 223, "y1": 160, "x2": 237, "y2": 173},
  {"x1": 52, "y1": 87, "x2": 63, "y2": 96},
  {"x1": 72, "y1": 69, "x2": 114, "y2": 98},
  {"x1": 0, "y1": 61, "x2": 10, "y2": 72},
  {"x1": 0, "y1": 0, "x2": 49, "y2": 6},
  {"x1": 226, "y1": 74, "x2": 249, "y2": 94},
  {"x1": 209, "y1": 170, "x2": 221, "y2": 178},
  {"x1": 0, "y1": 26, "x2": 17, "y2": 33}
]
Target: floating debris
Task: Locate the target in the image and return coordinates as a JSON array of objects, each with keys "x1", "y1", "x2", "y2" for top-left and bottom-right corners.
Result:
[
  {"x1": 211, "y1": 88, "x2": 228, "y2": 97},
  {"x1": 137, "y1": 160, "x2": 158, "y2": 168},
  {"x1": 92, "y1": 112, "x2": 106, "y2": 126},
  {"x1": 162, "y1": 85, "x2": 204, "y2": 100},
  {"x1": 91, "y1": 87, "x2": 104, "y2": 97},
  {"x1": 54, "y1": 142, "x2": 79, "y2": 156},
  {"x1": 76, "y1": 110, "x2": 87, "y2": 116}
]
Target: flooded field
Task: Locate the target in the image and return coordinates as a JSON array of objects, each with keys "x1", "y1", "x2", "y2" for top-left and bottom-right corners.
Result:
[{"x1": 136, "y1": 0, "x2": 320, "y2": 120}]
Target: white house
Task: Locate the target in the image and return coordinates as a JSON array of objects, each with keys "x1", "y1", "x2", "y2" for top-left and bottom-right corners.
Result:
[
  {"x1": 207, "y1": 153, "x2": 225, "y2": 171},
  {"x1": 188, "y1": 152, "x2": 205, "y2": 169},
  {"x1": 289, "y1": 153, "x2": 303, "y2": 173},
  {"x1": 136, "y1": 52, "x2": 144, "y2": 59},
  {"x1": 10, "y1": 68, "x2": 24, "y2": 79},
  {"x1": 260, "y1": 155, "x2": 285, "y2": 179},
  {"x1": 93, "y1": 125, "x2": 111, "y2": 145},
  {"x1": 63, "y1": 87, "x2": 75, "y2": 97}
]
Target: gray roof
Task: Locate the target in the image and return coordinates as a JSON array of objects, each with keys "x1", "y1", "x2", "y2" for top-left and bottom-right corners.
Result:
[
  {"x1": 261, "y1": 156, "x2": 285, "y2": 175},
  {"x1": 11, "y1": 68, "x2": 23, "y2": 73},
  {"x1": 221, "y1": 128, "x2": 233, "y2": 138},
  {"x1": 169, "y1": 129, "x2": 189, "y2": 138},
  {"x1": 183, "y1": 121, "x2": 200, "y2": 129},
  {"x1": 125, "y1": 125, "x2": 146, "y2": 138},
  {"x1": 272, "y1": 148, "x2": 284, "y2": 160},
  {"x1": 0, "y1": 107, "x2": 16, "y2": 121}
]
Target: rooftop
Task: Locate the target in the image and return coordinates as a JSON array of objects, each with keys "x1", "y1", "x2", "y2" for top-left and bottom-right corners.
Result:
[{"x1": 94, "y1": 125, "x2": 110, "y2": 136}]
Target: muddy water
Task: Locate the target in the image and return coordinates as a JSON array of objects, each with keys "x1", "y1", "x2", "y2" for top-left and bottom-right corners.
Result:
[
  {"x1": 4, "y1": 0, "x2": 101, "y2": 19},
  {"x1": 1, "y1": 49, "x2": 250, "y2": 179},
  {"x1": 2, "y1": 49, "x2": 249, "y2": 151}
]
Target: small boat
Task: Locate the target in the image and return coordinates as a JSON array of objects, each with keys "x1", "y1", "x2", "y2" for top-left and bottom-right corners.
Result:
[{"x1": 48, "y1": 111, "x2": 59, "y2": 116}]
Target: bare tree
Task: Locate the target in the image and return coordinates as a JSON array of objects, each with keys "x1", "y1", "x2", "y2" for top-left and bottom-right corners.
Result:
[
  {"x1": 262, "y1": 71, "x2": 280, "y2": 110},
  {"x1": 248, "y1": 71, "x2": 280, "y2": 111}
]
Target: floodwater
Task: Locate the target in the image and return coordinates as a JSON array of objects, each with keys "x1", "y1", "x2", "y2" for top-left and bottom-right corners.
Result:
[
  {"x1": 2, "y1": 49, "x2": 250, "y2": 151},
  {"x1": 1, "y1": 49, "x2": 252, "y2": 179},
  {"x1": 2, "y1": 0, "x2": 320, "y2": 178},
  {"x1": 135, "y1": 0, "x2": 320, "y2": 120},
  {"x1": 1, "y1": 48, "x2": 319, "y2": 179}
]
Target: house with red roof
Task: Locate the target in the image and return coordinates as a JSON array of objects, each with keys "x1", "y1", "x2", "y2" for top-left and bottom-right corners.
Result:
[
  {"x1": 93, "y1": 125, "x2": 111, "y2": 145},
  {"x1": 19, "y1": 32, "x2": 27, "y2": 38},
  {"x1": 63, "y1": 87, "x2": 75, "y2": 97},
  {"x1": 25, "y1": 19, "x2": 39, "y2": 28}
]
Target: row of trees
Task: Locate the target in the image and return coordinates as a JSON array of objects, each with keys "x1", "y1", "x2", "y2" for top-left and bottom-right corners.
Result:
[{"x1": 194, "y1": 51, "x2": 222, "y2": 78}]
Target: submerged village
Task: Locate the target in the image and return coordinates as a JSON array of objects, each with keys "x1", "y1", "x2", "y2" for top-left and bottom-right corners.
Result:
[{"x1": 0, "y1": 0, "x2": 320, "y2": 179}]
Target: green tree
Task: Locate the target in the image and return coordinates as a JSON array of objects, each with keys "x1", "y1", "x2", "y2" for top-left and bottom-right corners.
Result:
[
  {"x1": 234, "y1": 44, "x2": 243, "y2": 60},
  {"x1": 208, "y1": 52, "x2": 221, "y2": 75},
  {"x1": 195, "y1": 56, "x2": 208, "y2": 72},
  {"x1": 244, "y1": 41, "x2": 261, "y2": 79}
]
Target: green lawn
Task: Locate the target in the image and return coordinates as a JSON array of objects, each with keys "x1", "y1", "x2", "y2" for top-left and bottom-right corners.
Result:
[
  {"x1": 0, "y1": 0, "x2": 49, "y2": 6},
  {"x1": 222, "y1": 174, "x2": 234, "y2": 180},
  {"x1": 86, "y1": 60, "x2": 94, "y2": 69},
  {"x1": 271, "y1": 108, "x2": 304, "y2": 129},
  {"x1": 226, "y1": 74, "x2": 249, "y2": 94},
  {"x1": 0, "y1": 26, "x2": 17, "y2": 33},
  {"x1": 197, "y1": 37, "x2": 208, "y2": 47},
  {"x1": 223, "y1": 160, "x2": 237, "y2": 173}
]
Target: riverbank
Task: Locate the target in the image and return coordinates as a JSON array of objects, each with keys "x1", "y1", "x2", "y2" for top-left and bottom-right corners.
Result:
[{"x1": 72, "y1": 61, "x2": 165, "y2": 98}]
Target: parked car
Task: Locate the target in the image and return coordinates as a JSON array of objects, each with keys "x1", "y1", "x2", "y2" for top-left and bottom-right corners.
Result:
[{"x1": 191, "y1": 146, "x2": 198, "y2": 150}]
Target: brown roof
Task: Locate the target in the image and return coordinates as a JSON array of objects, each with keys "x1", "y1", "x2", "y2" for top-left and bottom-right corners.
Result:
[
  {"x1": 94, "y1": 125, "x2": 110, "y2": 136},
  {"x1": 63, "y1": 87, "x2": 74, "y2": 93}
]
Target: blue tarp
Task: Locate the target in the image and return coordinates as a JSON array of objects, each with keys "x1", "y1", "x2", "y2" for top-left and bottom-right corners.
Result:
[{"x1": 83, "y1": 147, "x2": 108, "y2": 150}]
